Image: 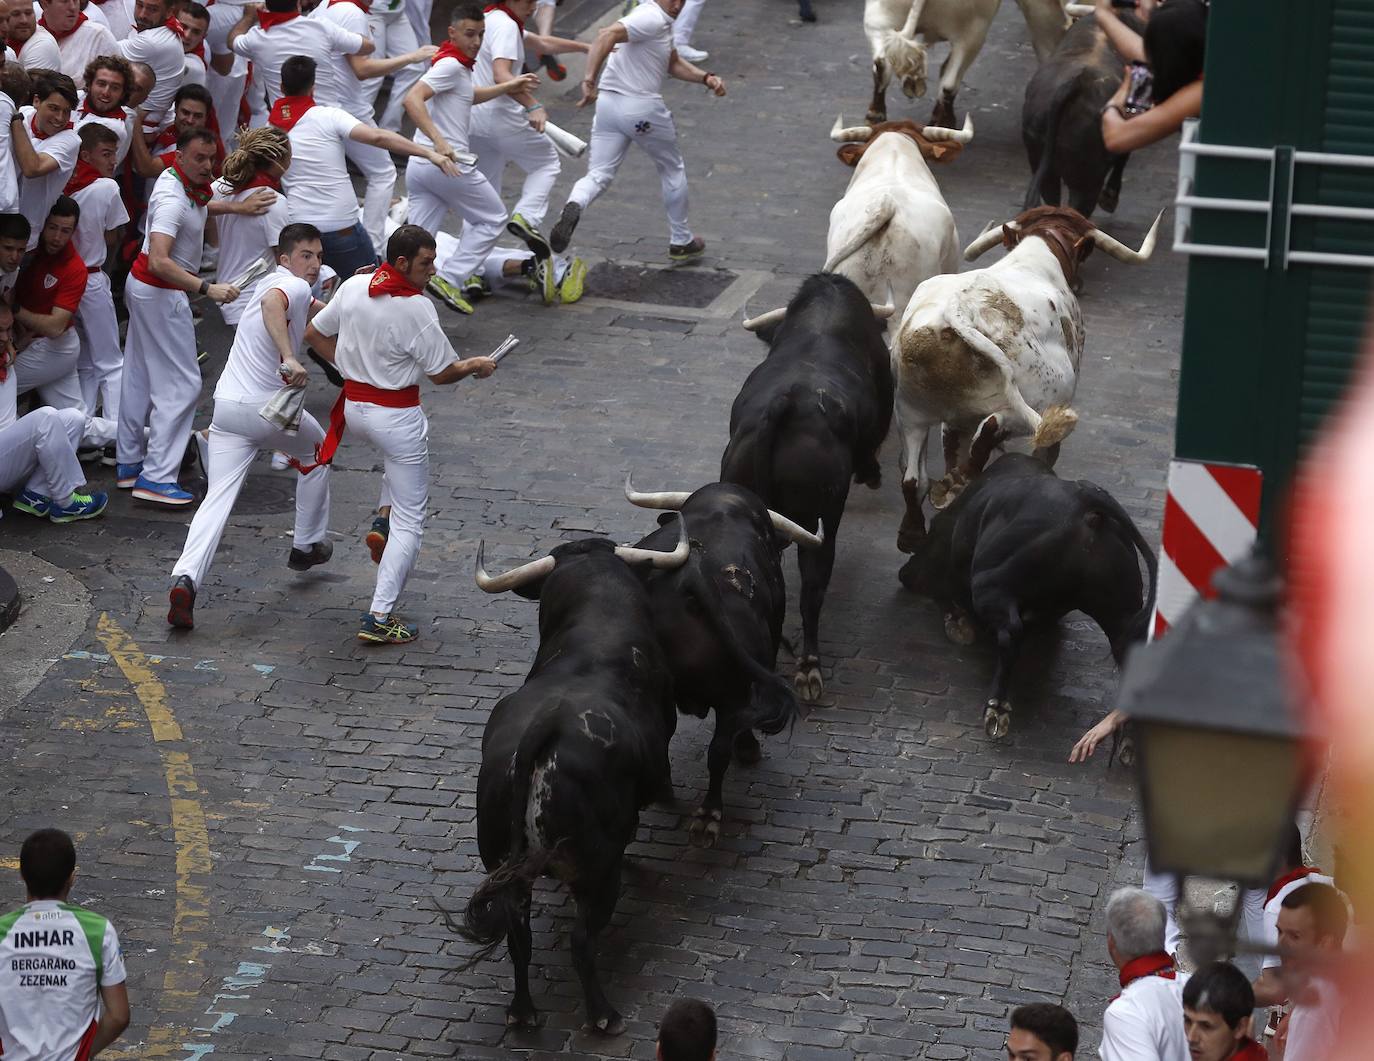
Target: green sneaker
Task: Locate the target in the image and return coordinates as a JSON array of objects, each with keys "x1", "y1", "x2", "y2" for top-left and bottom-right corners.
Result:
[
  {"x1": 507, "y1": 212, "x2": 552, "y2": 260},
  {"x1": 461, "y1": 274, "x2": 490, "y2": 299},
  {"x1": 358, "y1": 612, "x2": 418, "y2": 644},
  {"x1": 560, "y1": 257, "x2": 588, "y2": 304},
  {"x1": 12, "y1": 489, "x2": 51, "y2": 517},
  {"x1": 534, "y1": 257, "x2": 558, "y2": 305},
  {"x1": 427, "y1": 275, "x2": 474, "y2": 314},
  {"x1": 669, "y1": 236, "x2": 707, "y2": 262}
]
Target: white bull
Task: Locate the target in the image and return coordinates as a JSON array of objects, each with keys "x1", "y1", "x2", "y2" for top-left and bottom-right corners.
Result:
[
  {"x1": 890, "y1": 206, "x2": 1162, "y2": 553},
  {"x1": 864, "y1": 0, "x2": 1075, "y2": 127},
  {"x1": 824, "y1": 113, "x2": 972, "y2": 318}
]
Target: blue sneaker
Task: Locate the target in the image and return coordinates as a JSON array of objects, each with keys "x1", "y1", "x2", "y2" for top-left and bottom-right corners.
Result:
[
  {"x1": 131, "y1": 477, "x2": 195, "y2": 506},
  {"x1": 49, "y1": 490, "x2": 108, "y2": 523},
  {"x1": 357, "y1": 612, "x2": 418, "y2": 645},
  {"x1": 12, "y1": 489, "x2": 52, "y2": 517},
  {"x1": 116, "y1": 462, "x2": 143, "y2": 489}
]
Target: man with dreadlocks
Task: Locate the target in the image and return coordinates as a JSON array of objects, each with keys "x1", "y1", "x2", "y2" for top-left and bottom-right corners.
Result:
[{"x1": 212, "y1": 125, "x2": 292, "y2": 325}]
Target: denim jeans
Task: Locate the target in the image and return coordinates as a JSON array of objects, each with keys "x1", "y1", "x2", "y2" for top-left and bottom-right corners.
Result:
[{"x1": 320, "y1": 221, "x2": 379, "y2": 281}]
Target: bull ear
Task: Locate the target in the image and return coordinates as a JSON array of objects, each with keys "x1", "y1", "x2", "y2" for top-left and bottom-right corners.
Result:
[{"x1": 657, "y1": 512, "x2": 675, "y2": 527}]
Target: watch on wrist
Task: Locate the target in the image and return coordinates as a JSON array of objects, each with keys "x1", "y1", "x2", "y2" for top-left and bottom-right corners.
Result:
[{"x1": 198, "y1": 279, "x2": 210, "y2": 296}]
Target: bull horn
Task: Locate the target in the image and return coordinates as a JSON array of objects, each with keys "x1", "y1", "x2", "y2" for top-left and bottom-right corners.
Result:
[
  {"x1": 769, "y1": 509, "x2": 824, "y2": 548},
  {"x1": 624, "y1": 471, "x2": 691, "y2": 511},
  {"x1": 1065, "y1": 3, "x2": 1096, "y2": 15},
  {"x1": 829, "y1": 114, "x2": 874, "y2": 143},
  {"x1": 614, "y1": 513, "x2": 691, "y2": 569},
  {"x1": 963, "y1": 219, "x2": 1019, "y2": 261},
  {"x1": 1087, "y1": 210, "x2": 1165, "y2": 264},
  {"x1": 474, "y1": 540, "x2": 557, "y2": 594},
  {"x1": 743, "y1": 306, "x2": 788, "y2": 332},
  {"x1": 920, "y1": 112, "x2": 974, "y2": 144}
]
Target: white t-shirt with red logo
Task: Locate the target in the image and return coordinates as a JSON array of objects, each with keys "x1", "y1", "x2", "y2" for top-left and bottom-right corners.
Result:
[{"x1": 0, "y1": 900, "x2": 127, "y2": 1061}]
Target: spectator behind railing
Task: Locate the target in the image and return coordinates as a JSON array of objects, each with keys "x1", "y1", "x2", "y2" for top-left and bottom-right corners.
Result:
[{"x1": 1096, "y1": 0, "x2": 1206, "y2": 154}]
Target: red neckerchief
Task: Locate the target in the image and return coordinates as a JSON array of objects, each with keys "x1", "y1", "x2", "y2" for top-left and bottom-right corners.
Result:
[
  {"x1": 368, "y1": 263, "x2": 421, "y2": 298},
  {"x1": 268, "y1": 94, "x2": 314, "y2": 132},
  {"x1": 433, "y1": 41, "x2": 475, "y2": 69},
  {"x1": 163, "y1": 16, "x2": 187, "y2": 39},
  {"x1": 328, "y1": 0, "x2": 370, "y2": 11},
  {"x1": 484, "y1": 3, "x2": 524, "y2": 34},
  {"x1": 240, "y1": 171, "x2": 280, "y2": 192},
  {"x1": 169, "y1": 161, "x2": 213, "y2": 206},
  {"x1": 190, "y1": 42, "x2": 206, "y2": 61},
  {"x1": 1229, "y1": 1039, "x2": 1268, "y2": 1061},
  {"x1": 1116, "y1": 952, "x2": 1177, "y2": 995},
  {"x1": 64, "y1": 159, "x2": 105, "y2": 194},
  {"x1": 39, "y1": 13, "x2": 87, "y2": 41},
  {"x1": 1267, "y1": 866, "x2": 1320, "y2": 904},
  {"x1": 79, "y1": 98, "x2": 124, "y2": 119},
  {"x1": 30, "y1": 114, "x2": 73, "y2": 139},
  {"x1": 257, "y1": 10, "x2": 299, "y2": 29},
  {"x1": 6, "y1": 37, "x2": 25, "y2": 56}
]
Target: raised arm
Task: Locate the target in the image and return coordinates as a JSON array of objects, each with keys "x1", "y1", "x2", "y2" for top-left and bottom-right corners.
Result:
[
  {"x1": 8, "y1": 114, "x2": 59, "y2": 177},
  {"x1": 350, "y1": 123, "x2": 461, "y2": 176},
  {"x1": 348, "y1": 43, "x2": 436, "y2": 81},
  {"x1": 1094, "y1": 0, "x2": 1148, "y2": 63}
]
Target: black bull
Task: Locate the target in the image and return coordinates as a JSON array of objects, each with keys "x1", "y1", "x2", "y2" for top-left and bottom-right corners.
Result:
[
  {"x1": 630, "y1": 482, "x2": 802, "y2": 842},
  {"x1": 897, "y1": 454, "x2": 1157, "y2": 739},
  {"x1": 459, "y1": 538, "x2": 679, "y2": 1035},
  {"x1": 1022, "y1": 12, "x2": 1143, "y2": 217},
  {"x1": 722, "y1": 273, "x2": 893, "y2": 702}
]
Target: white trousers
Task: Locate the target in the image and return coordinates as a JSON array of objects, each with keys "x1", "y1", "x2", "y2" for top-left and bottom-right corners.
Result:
[
  {"x1": 403, "y1": 0, "x2": 432, "y2": 54},
  {"x1": 206, "y1": 3, "x2": 250, "y2": 150},
  {"x1": 14, "y1": 330, "x2": 83, "y2": 411},
  {"x1": 358, "y1": 11, "x2": 424, "y2": 133},
  {"x1": 171, "y1": 397, "x2": 331, "y2": 588},
  {"x1": 345, "y1": 401, "x2": 428, "y2": 615},
  {"x1": 568, "y1": 93, "x2": 692, "y2": 245},
  {"x1": 404, "y1": 159, "x2": 507, "y2": 285},
  {"x1": 469, "y1": 116, "x2": 561, "y2": 229},
  {"x1": 0, "y1": 407, "x2": 85, "y2": 500},
  {"x1": 346, "y1": 135, "x2": 399, "y2": 256},
  {"x1": 76, "y1": 270, "x2": 123, "y2": 425},
  {"x1": 674, "y1": 0, "x2": 706, "y2": 46},
  {"x1": 1142, "y1": 861, "x2": 1268, "y2": 962},
  {"x1": 118, "y1": 278, "x2": 199, "y2": 484}
]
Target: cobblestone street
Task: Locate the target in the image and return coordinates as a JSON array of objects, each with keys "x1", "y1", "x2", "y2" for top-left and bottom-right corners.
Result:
[{"x1": 0, "y1": 1, "x2": 1187, "y2": 1057}]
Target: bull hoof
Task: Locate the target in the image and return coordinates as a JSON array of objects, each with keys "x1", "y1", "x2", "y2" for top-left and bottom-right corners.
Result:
[
  {"x1": 983, "y1": 700, "x2": 1012, "y2": 740},
  {"x1": 865, "y1": 108, "x2": 887, "y2": 125},
  {"x1": 734, "y1": 729, "x2": 762, "y2": 765},
  {"x1": 1099, "y1": 184, "x2": 1120, "y2": 214},
  {"x1": 929, "y1": 99, "x2": 956, "y2": 130},
  {"x1": 944, "y1": 612, "x2": 977, "y2": 646},
  {"x1": 584, "y1": 1011, "x2": 626, "y2": 1036},
  {"x1": 795, "y1": 658, "x2": 824, "y2": 703},
  {"x1": 506, "y1": 1002, "x2": 539, "y2": 1029},
  {"x1": 896, "y1": 521, "x2": 926, "y2": 556},
  {"x1": 1117, "y1": 733, "x2": 1136, "y2": 769},
  {"x1": 929, "y1": 471, "x2": 967, "y2": 511},
  {"x1": 689, "y1": 806, "x2": 723, "y2": 847}
]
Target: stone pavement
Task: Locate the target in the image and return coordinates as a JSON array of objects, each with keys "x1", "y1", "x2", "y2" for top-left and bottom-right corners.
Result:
[{"x1": 0, "y1": 1, "x2": 1185, "y2": 1057}]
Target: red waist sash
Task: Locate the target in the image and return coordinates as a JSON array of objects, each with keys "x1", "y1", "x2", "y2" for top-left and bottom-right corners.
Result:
[
  {"x1": 291, "y1": 380, "x2": 420, "y2": 474},
  {"x1": 130, "y1": 252, "x2": 179, "y2": 290}
]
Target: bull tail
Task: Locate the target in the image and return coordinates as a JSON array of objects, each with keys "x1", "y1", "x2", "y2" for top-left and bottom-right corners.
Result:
[
  {"x1": 1080, "y1": 484, "x2": 1159, "y2": 658},
  {"x1": 878, "y1": 29, "x2": 926, "y2": 84},
  {"x1": 1031, "y1": 405, "x2": 1079, "y2": 449},
  {"x1": 684, "y1": 556, "x2": 799, "y2": 735},
  {"x1": 1023, "y1": 74, "x2": 1082, "y2": 212},
  {"x1": 751, "y1": 394, "x2": 789, "y2": 505},
  {"x1": 824, "y1": 195, "x2": 898, "y2": 274}
]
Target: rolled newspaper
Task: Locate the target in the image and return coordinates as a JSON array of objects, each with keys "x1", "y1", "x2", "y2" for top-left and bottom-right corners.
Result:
[
  {"x1": 229, "y1": 253, "x2": 277, "y2": 293},
  {"x1": 544, "y1": 121, "x2": 587, "y2": 160},
  {"x1": 259, "y1": 384, "x2": 306, "y2": 434},
  {"x1": 490, "y1": 334, "x2": 520, "y2": 365}
]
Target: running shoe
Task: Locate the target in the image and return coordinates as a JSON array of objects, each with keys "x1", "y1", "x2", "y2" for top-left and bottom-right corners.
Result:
[
  {"x1": 116, "y1": 462, "x2": 143, "y2": 489},
  {"x1": 288, "y1": 540, "x2": 334, "y2": 571},
  {"x1": 550, "y1": 202, "x2": 581, "y2": 254},
  {"x1": 540, "y1": 54, "x2": 567, "y2": 81},
  {"x1": 76, "y1": 444, "x2": 103, "y2": 463},
  {"x1": 168, "y1": 575, "x2": 195, "y2": 629},
  {"x1": 132, "y1": 477, "x2": 196, "y2": 506},
  {"x1": 677, "y1": 44, "x2": 709, "y2": 63},
  {"x1": 365, "y1": 515, "x2": 390, "y2": 564},
  {"x1": 461, "y1": 274, "x2": 491, "y2": 300},
  {"x1": 534, "y1": 257, "x2": 558, "y2": 306},
  {"x1": 49, "y1": 490, "x2": 108, "y2": 523},
  {"x1": 12, "y1": 489, "x2": 51, "y2": 517},
  {"x1": 358, "y1": 612, "x2": 418, "y2": 644},
  {"x1": 559, "y1": 257, "x2": 588, "y2": 304},
  {"x1": 101, "y1": 443, "x2": 117, "y2": 468},
  {"x1": 427, "y1": 275, "x2": 474, "y2": 315},
  {"x1": 669, "y1": 236, "x2": 707, "y2": 262},
  {"x1": 507, "y1": 212, "x2": 552, "y2": 260}
]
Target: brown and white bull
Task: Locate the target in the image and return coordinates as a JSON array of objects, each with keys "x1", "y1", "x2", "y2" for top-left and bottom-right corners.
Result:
[
  {"x1": 825, "y1": 114, "x2": 971, "y2": 318},
  {"x1": 864, "y1": 0, "x2": 1074, "y2": 127},
  {"x1": 890, "y1": 206, "x2": 1162, "y2": 553}
]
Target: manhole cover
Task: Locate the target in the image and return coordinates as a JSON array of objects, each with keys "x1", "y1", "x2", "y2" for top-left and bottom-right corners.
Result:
[
  {"x1": 237, "y1": 475, "x2": 295, "y2": 515},
  {"x1": 589, "y1": 262, "x2": 735, "y2": 309}
]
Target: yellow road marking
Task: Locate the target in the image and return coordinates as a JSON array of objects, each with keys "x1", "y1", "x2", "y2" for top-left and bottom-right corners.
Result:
[{"x1": 97, "y1": 615, "x2": 212, "y2": 1058}]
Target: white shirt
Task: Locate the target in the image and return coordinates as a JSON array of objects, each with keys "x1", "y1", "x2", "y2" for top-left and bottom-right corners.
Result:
[
  {"x1": 52, "y1": 18, "x2": 120, "y2": 87},
  {"x1": 182, "y1": 49, "x2": 208, "y2": 89},
  {"x1": 472, "y1": 6, "x2": 526, "y2": 129},
  {"x1": 216, "y1": 267, "x2": 313, "y2": 402},
  {"x1": 312, "y1": 272, "x2": 455, "y2": 389},
  {"x1": 69, "y1": 176, "x2": 128, "y2": 271},
  {"x1": 0, "y1": 96, "x2": 18, "y2": 214},
  {"x1": 282, "y1": 105, "x2": 363, "y2": 232},
  {"x1": 1284, "y1": 976, "x2": 1342, "y2": 1061},
  {"x1": 1099, "y1": 973, "x2": 1189, "y2": 1061},
  {"x1": 15, "y1": 109, "x2": 81, "y2": 249},
  {"x1": 231, "y1": 17, "x2": 365, "y2": 107},
  {"x1": 316, "y1": 0, "x2": 371, "y2": 119},
  {"x1": 600, "y1": 1, "x2": 673, "y2": 99},
  {"x1": 88, "y1": 0, "x2": 133, "y2": 40},
  {"x1": 12, "y1": 26, "x2": 62, "y2": 71},
  {"x1": 140, "y1": 166, "x2": 207, "y2": 273},
  {"x1": 0, "y1": 900, "x2": 128, "y2": 1061},
  {"x1": 74, "y1": 100, "x2": 134, "y2": 167},
  {"x1": 413, "y1": 55, "x2": 473, "y2": 154},
  {"x1": 212, "y1": 177, "x2": 290, "y2": 325},
  {"x1": 118, "y1": 24, "x2": 186, "y2": 124}
]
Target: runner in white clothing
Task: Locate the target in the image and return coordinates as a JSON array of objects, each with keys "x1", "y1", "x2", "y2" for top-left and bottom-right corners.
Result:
[
  {"x1": 1100, "y1": 888, "x2": 1189, "y2": 1061},
  {"x1": 0, "y1": 829, "x2": 129, "y2": 1060},
  {"x1": 303, "y1": 224, "x2": 498, "y2": 645},
  {"x1": 167, "y1": 224, "x2": 334, "y2": 629},
  {"x1": 227, "y1": 0, "x2": 372, "y2": 108},
  {"x1": 6, "y1": 3, "x2": 62, "y2": 72},
  {"x1": 212, "y1": 125, "x2": 293, "y2": 325},
  {"x1": 39, "y1": 0, "x2": 120, "y2": 88},
  {"x1": 116, "y1": 0, "x2": 187, "y2": 130},
  {"x1": 74, "y1": 55, "x2": 140, "y2": 168},
  {"x1": 10, "y1": 72, "x2": 82, "y2": 249},
  {"x1": 337, "y1": 0, "x2": 427, "y2": 135},
  {"x1": 550, "y1": 0, "x2": 724, "y2": 262}
]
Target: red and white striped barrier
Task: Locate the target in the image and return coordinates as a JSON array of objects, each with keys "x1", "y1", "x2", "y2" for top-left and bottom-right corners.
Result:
[{"x1": 1153, "y1": 459, "x2": 1263, "y2": 637}]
